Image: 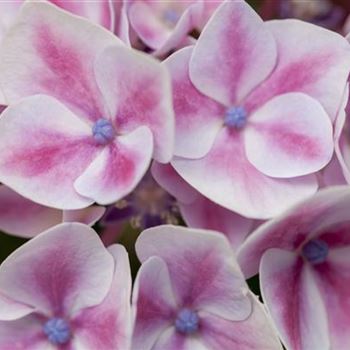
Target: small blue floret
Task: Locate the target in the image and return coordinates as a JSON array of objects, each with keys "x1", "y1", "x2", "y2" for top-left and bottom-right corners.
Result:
[
  {"x1": 43, "y1": 318, "x2": 71, "y2": 345},
  {"x1": 175, "y1": 308, "x2": 199, "y2": 335},
  {"x1": 92, "y1": 118, "x2": 116, "y2": 145},
  {"x1": 302, "y1": 239, "x2": 329, "y2": 265},
  {"x1": 224, "y1": 106, "x2": 247, "y2": 129}
]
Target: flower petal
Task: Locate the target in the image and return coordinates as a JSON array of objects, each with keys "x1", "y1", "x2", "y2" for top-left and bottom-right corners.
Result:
[
  {"x1": 172, "y1": 129, "x2": 318, "y2": 219},
  {"x1": 260, "y1": 249, "x2": 329, "y2": 350},
  {"x1": 71, "y1": 245, "x2": 132, "y2": 350},
  {"x1": 245, "y1": 93, "x2": 333, "y2": 178},
  {"x1": 74, "y1": 126, "x2": 153, "y2": 205},
  {"x1": 132, "y1": 257, "x2": 177, "y2": 350},
  {"x1": 63, "y1": 206, "x2": 106, "y2": 227},
  {"x1": 136, "y1": 225, "x2": 251, "y2": 321},
  {"x1": 0, "y1": 223, "x2": 114, "y2": 317},
  {"x1": 164, "y1": 46, "x2": 224, "y2": 159},
  {"x1": 0, "y1": 292, "x2": 34, "y2": 321},
  {"x1": 189, "y1": 0, "x2": 277, "y2": 106},
  {"x1": 0, "y1": 95, "x2": 99, "y2": 209},
  {"x1": 0, "y1": 1, "x2": 120, "y2": 122},
  {"x1": 245, "y1": 19, "x2": 350, "y2": 121},
  {"x1": 94, "y1": 45, "x2": 174, "y2": 163}
]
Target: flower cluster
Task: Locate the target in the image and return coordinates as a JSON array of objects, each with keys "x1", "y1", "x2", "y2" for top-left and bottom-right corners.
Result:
[{"x1": 0, "y1": 0, "x2": 350, "y2": 349}]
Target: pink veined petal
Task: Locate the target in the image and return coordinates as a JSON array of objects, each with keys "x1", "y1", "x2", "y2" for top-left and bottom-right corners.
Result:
[
  {"x1": 74, "y1": 126, "x2": 153, "y2": 205},
  {"x1": 164, "y1": 46, "x2": 224, "y2": 159},
  {"x1": 0, "y1": 223, "x2": 114, "y2": 317},
  {"x1": 237, "y1": 186, "x2": 350, "y2": 278},
  {"x1": 189, "y1": 0, "x2": 277, "y2": 106},
  {"x1": 0, "y1": 292, "x2": 34, "y2": 321},
  {"x1": 179, "y1": 194, "x2": 255, "y2": 252},
  {"x1": 71, "y1": 245, "x2": 132, "y2": 350},
  {"x1": 260, "y1": 249, "x2": 329, "y2": 350},
  {"x1": 151, "y1": 162, "x2": 199, "y2": 205},
  {"x1": 199, "y1": 293, "x2": 283, "y2": 350},
  {"x1": 0, "y1": 1, "x2": 121, "y2": 122},
  {"x1": 245, "y1": 93, "x2": 334, "y2": 178},
  {"x1": 172, "y1": 128, "x2": 318, "y2": 219},
  {"x1": 244, "y1": 19, "x2": 350, "y2": 121},
  {"x1": 312, "y1": 247, "x2": 350, "y2": 349},
  {"x1": 0, "y1": 185, "x2": 62, "y2": 238},
  {"x1": 0, "y1": 315, "x2": 54, "y2": 350},
  {"x1": 0, "y1": 95, "x2": 100, "y2": 209},
  {"x1": 132, "y1": 257, "x2": 178, "y2": 350},
  {"x1": 63, "y1": 206, "x2": 106, "y2": 227},
  {"x1": 136, "y1": 225, "x2": 252, "y2": 321},
  {"x1": 94, "y1": 45, "x2": 174, "y2": 163}
]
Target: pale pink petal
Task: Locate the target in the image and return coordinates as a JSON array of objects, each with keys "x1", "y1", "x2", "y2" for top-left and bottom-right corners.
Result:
[
  {"x1": 180, "y1": 195, "x2": 254, "y2": 252},
  {"x1": 132, "y1": 257, "x2": 177, "y2": 350},
  {"x1": 0, "y1": 95, "x2": 99, "y2": 209},
  {"x1": 164, "y1": 46, "x2": 224, "y2": 159},
  {"x1": 0, "y1": 2, "x2": 21, "y2": 44},
  {"x1": 172, "y1": 129, "x2": 318, "y2": 219},
  {"x1": 71, "y1": 245, "x2": 132, "y2": 350},
  {"x1": 200, "y1": 293, "x2": 282, "y2": 350},
  {"x1": 0, "y1": 292, "x2": 34, "y2": 321},
  {"x1": 245, "y1": 93, "x2": 333, "y2": 178},
  {"x1": 63, "y1": 206, "x2": 106, "y2": 226},
  {"x1": 0, "y1": 185, "x2": 62, "y2": 238},
  {"x1": 260, "y1": 249, "x2": 329, "y2": 350},
  {"x1": 0, "y1": 223, "x2": 114, "y2": 317},
  {"x1": 0, "y1": 315, "x2": 54, "y2": 350},
  {"x1": 0, "y1": 1, "x2": 121, "y2": 122},
  {"x1": 237, "y1": 186, "x2": 350, "y2": 278},
  {"x1": 189, "y1": 0, "x2": 277, "y2": 106},
  {"x1": 94, "y1": 45, "x2": 174, "y2": 163},
  {"x1": 245, "y1": 20, "x2": 350, "y2": 121},
  {"x1": 74, "y1": 127, "x2": 153, "y2": 205},
  {"x1": 318, "y1": 155, "x2": 346, "y2": 188},
  {"x1": 136, "y1": 225, "x2": 251, "y2": 321},
  {"x1": 151, "y1": 162, "x2": 199, "y2": 205}
]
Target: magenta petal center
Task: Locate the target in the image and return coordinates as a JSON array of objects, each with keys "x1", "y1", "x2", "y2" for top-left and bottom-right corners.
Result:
[
  {"x1": 175, "y1": 308, "x2": 199, "y2": 334},
  {"x1": 224, "y1": 106, "x2": 247, "y2": 129},
  {"x1": 43, "y1": 317, "x2": 71, "y2": 345},
  {"x1": 302, "y1": 239, "x2": 329, "y2": 265},
  {"x1": 92, "y1": 118, "x2": 116, "y2": 145}
]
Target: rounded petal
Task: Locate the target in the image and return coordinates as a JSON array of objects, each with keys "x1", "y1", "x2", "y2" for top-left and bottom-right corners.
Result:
[
  {"x1": 0, "y1": 223, "x2": 114, "y2": 317},
  {"x1": 136, "y1": 225, "x2": 251, "y2": 321},
  {"x1": 132, "y1": 257, "x2": 177, "y2": 350},
  {"x1": 164, "y1": 46, "x2": 224, "y2": 159},
  {"x1": 74, "y1": 127, "x2": 153, "y2": 205},
  {"x1": 0, "y1": 185, "x2": 62, "y2": 238},
  {"x1": 245, "y1": 19, "x2": 350, "y2": 121},
  {"x1": 189, "y1": 0, "x2": 277, "y2": 106},
  {"x1": 237, "y1": 186, "x2": 350, "y2": 278},
  {"x1": 172, "y1": 129, "x2": 318, "y2": 219},
  {"x1": 0, "y1": 292, "x2": 34, "y2": 321},
  {"x1": 0, "y1": 95, "x2": 99, "y2": 209},
  {"x1": 0, "y1": 1, "x2": 121, "y2": 122},
  {"x1": 94, "y1": 45, "x2": 174, "y2": 163},
  {"x1": 72, "y1": 245, "x2": 132, "y2": 350},
  {"x1": 63, "y1": 206, "x2": 106, "y2": 227},
  {"x1": 260, "y1": 249, "x2": 329, "y2": 350},
  {"x1": 245, "y1": 93, "x2": 333, "y2": 178}
]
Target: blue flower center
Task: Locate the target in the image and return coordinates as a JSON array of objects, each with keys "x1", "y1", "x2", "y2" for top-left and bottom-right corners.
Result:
[
  {"x1": 302, "y1": 239, "x2": 329, "y2": 265},
  {"x1": 175, "y1": 308, "x2": 199, "y2": 334},
  {"x1": 43, "y1": 318, "x2": 71, "y2": 345},
  {"x1": 92, "y1": 118, "x2": 116, "y2": 145},
  {"x1": 224, "y1": 106, "x2": 247, "y2": 129}
]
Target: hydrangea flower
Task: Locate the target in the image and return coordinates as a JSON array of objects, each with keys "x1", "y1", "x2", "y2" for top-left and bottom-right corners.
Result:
[
  {"x1": 0, "y1": 1, "x2": 174, "y2": 210},
  {"x1": 0, "y1": 222, "x2": 131, "y2": 349},
  {"x1": 238, "y1": 186, "x2": 350, "y2": 350},
  {"x1": 132, "y1": 225, "x2": 282, "y2": 350},
  {"x1": 167, "y1": 0, "x2": 350, "y2": 219}
]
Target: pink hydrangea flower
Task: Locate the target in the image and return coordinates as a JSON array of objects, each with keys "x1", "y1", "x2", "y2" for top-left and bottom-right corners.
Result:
[
  {"x1": 0, "y1": 223, "x2": 131, "y2": 349},
  {"x1": 0, "y1": 1, "x2": 174, "y2": 210},
  {"x1": 132, "y1": 225, "x2": 282, "y2": 350},
  {"x1": 238, "y1": 186, "x2": 350, "y2": 350},
  {"x1": 152, "y1": 162, "x2": 257, "y2": 251},
  {"x1": 166, "y1": 0, "x2": 350, "y2": 219}
]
